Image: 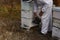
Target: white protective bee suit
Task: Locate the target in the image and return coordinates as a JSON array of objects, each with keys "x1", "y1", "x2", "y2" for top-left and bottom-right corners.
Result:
[{"x1": 33, "y1": 0, "x2": 53, "y2": 34}]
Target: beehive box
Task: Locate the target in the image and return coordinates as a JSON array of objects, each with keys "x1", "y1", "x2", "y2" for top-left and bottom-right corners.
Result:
[
  {"x1": 52, "y1": 7, "x2": 60, "y2": 38},
  {"x1": 52, "y1": 27, "x2": 60, "y2": 38},
  {"x1": 21, "y1": 1, "x2": 34, "y2": 29},
  {"x1": 53, "y1": 19, "x2": 60, "y2": 38}
]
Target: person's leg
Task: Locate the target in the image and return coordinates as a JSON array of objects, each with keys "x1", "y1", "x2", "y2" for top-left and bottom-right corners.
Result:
[
  {"x1": 41, "y1": 16, "x2": 50, "y2": 34},
  {"x1": 47, "y1": 8, "x2": 52, "y2": 37},
  {"x1": 48, "y1": 6, "x2": 53, "y2": 32},
  {"x1": 41, "y1": 7, "x2": 51, "y2": 34},
  {"x1": 48, "y1": 12, "x2": 52, "y2": 32}
]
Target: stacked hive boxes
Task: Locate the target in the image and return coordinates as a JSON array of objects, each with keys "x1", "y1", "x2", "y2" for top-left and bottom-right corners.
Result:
[
  {"x1": 52, "y1": 18, "x2": 60, "y2": 38},
  {"x1": 21, "y1": 1, "x2": 34, "y2": 30},
  {"x1": 52, "y1": 7, "x2": 60, "y2": 38}
]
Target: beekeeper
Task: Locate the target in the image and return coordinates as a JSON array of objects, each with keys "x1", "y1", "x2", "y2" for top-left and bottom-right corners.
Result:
[{"x1": 33, "y1": 0, "x2": 53, "y2": 35}]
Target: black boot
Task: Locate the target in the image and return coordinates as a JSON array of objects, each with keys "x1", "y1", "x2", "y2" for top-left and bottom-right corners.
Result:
[{"x1": 47, "y1": 31, "x2": 52, "y2": 37}]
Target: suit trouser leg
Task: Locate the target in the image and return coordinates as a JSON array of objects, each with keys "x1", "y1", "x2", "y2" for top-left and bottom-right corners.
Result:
[
  {"x1": 48, "y1": 10, "x2": 52, "y2": 31},
  {"x1": 41, "y1": 7, "x2": 52, "y2": 34},
  {"x1": 41, "y1": 14, "x2": 50, "y2": 34}
]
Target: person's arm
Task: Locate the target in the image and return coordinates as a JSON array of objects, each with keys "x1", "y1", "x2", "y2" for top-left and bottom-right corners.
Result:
[{"x1": 33, "y1": 1, "x2": 38, "y2": 17}]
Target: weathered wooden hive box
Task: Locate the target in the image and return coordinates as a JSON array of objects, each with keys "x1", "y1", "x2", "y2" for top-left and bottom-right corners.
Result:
[
  {"x1": 21, "y1": 0, "x2": 34, "y2": 30},
  {"x1": 52, "y1": 7, "x2": 60, "y2": 38}
]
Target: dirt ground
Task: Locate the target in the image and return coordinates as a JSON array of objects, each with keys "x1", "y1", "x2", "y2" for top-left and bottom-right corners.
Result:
[
  {"x1": 0, "y1": 23, "x2": 56, "y2": 40},
  {"x1": 0, "y1": 15, "x2": 56, "y2": 40}
]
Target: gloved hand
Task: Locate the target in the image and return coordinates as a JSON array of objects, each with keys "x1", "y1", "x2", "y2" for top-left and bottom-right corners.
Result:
[{"x1": 33, "y1": 12, "x2": 41, "y2": 24}]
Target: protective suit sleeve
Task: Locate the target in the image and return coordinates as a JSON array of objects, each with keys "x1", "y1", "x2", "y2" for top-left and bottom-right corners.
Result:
[{"x1": 33, "y1": 1, "x2": 38, "y2": 12}]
